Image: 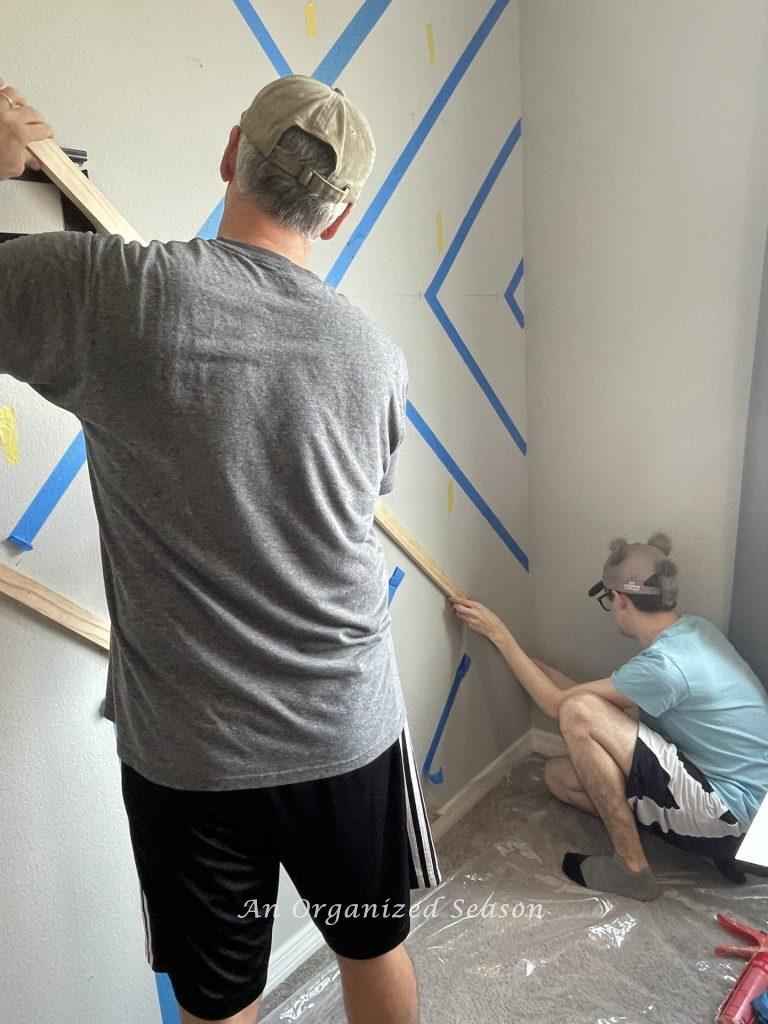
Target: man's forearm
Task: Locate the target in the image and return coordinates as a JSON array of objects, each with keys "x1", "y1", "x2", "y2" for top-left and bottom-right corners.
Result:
[
  {"x1": 533, "y1": 659, "x2": 577, "y2": 691},
  {"x1": 495, "y1": 632, "x2": 563, "y2": 719}
]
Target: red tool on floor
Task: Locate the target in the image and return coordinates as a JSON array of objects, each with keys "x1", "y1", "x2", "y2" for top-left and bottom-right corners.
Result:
[{"x1": 715, "y1": 914, "x2": 768, "y2": 1024}]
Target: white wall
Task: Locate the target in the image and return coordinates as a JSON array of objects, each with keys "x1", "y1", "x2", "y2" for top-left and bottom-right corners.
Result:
[
  {"x1": 520, "y1": 0, "x2": 768, "y2": 716},
  {"x1": 1, "y1": 2, "x2": 528, "y2": 1020}
]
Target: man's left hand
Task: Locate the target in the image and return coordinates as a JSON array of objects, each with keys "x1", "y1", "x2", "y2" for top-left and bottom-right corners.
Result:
[{"x1": 0, "y1": 80, "x2": 53, "y2": 180}]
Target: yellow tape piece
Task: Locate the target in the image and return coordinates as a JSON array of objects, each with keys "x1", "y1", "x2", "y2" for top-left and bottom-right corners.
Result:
[
  {"x1": 436, "y1": 210, "x2": 445, "y2": 254},
  {"x1": 447, "y1": 479, "x2": 455, "y2": 514},
  {"x1": 0, "y1": 406, "x2": 20, "y2": 466},
  {"x1": 305, "y1": 1, "x2": 317, "y2": 37},
  {"x1": 426, "y1": 22, "x2": 436, "y2": 64}
]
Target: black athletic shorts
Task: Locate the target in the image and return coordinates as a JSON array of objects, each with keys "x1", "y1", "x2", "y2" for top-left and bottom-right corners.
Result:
[
  {"x1": 121, "y1": 721, "x2": 441, "y2": 1021},
  {"x1": 626, "y1": 722, "x2": 748, "y2": 860}
]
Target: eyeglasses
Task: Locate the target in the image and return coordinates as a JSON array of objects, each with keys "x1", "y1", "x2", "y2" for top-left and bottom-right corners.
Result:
[{"x1": 597, "y1": 590, "x2": 614, "y2": 611}]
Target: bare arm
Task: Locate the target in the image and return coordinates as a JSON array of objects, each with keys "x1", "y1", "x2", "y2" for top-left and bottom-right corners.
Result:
[
  {"x1": 452, "y1": 598, "x2": 638, "y2": 720},
  {"x1": 532, "y1": 658, "x2": 577, "y2": 691}
]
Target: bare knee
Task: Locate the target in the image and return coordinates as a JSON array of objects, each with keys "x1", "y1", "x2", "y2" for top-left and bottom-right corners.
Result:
[{"x1": 557, "y1": 692, "x2": 606, "y2": 736}]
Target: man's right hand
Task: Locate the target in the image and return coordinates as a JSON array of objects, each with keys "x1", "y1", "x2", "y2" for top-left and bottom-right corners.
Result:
[{"x1": 0, "y1": 80, "x2": 53, "y2": 180}]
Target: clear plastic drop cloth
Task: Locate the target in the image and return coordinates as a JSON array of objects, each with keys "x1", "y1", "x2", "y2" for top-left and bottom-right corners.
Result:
[{"x1": 261, "y1": 757, "x2": 768, "y2": 1024}]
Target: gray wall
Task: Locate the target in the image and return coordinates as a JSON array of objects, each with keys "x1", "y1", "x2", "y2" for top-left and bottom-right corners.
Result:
[
  {"x1": 519, "y1": 0, "x2": 768, "y2": 731},
  {"x1": 730, "y1": 229, "x2": 768, "y2": 687}
]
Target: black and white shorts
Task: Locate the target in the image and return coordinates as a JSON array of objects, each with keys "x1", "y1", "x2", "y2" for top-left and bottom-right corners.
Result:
[
  {"x1": 121, "y1": 720, "x2": 441, "y2": 1021},
  {"x1": 626, "y1": 722, "x2": 747, "y2": 859}
]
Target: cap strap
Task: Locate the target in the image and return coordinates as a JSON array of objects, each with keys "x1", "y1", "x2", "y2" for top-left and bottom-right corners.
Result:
[
  {"x1": 266, "y1": 144, "x2": 350, "y2": 203},
  {"x1": 615, "y1": 583, "x2": 662, "y2": 596}
]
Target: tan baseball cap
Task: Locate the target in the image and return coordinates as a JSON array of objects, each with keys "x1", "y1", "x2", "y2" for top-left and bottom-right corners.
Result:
[
  {"x1": 588, "y1": 534, "x2": 676, "y2": 599},
  {"x1": 239, "y1": 74, "x2": 375, "y2": 204}
]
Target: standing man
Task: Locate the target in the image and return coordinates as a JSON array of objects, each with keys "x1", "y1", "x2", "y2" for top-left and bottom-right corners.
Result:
[
  {"x1": 0, "y1": 75, "x2": 440, "y2": 1023},
  {"x1": 453, "y1": 533, "x2": 768, "y2": 901}
]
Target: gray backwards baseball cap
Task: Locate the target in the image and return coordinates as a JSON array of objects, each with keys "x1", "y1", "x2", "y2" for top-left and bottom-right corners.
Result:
[
  {"x1": 240, "y1": 74, "x2": 375, "y2": 204},
  {"x1": 588, "y1": 533, "x2": 678, "y2": 605}
]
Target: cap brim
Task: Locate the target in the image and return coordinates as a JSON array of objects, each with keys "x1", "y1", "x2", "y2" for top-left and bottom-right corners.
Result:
[{"x1": 587, "y1": 580, "x2": 605, "y2": 598}]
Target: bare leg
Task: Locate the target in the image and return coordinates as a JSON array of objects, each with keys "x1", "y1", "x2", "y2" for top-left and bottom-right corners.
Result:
[
  {"x1": 543, "y1": 755, "x2": 598, "y2": 815},
  {"x1": 557, "y1": 693, "x2": 647, "y2": 871},
  {"x1": 179, "y1": 994, "x2": 261, "y2": 1024},
  {"x1": 337, "y1": 942, "x2": 418, "y2": 1024}
]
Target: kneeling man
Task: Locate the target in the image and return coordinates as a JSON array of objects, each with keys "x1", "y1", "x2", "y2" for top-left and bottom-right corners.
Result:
[{"x1": 452, "y1": 534, "x2": 768, "y2": 901}]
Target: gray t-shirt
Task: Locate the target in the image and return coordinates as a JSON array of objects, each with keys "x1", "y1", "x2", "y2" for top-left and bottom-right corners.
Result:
[{"x1": 0, "y1": 231, "x2": 408, "y2": 789}]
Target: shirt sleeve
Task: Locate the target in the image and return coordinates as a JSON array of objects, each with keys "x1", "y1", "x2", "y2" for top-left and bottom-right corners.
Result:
[
  {"x1": 379, "y1": 350, "x2": 408, "y2": 496},
  {"x1": 0, "y1": 230, "x2": 132, "y2": 415},
  {"x1": 611, "y1": 648, "x2": 690, "y2": 717}
]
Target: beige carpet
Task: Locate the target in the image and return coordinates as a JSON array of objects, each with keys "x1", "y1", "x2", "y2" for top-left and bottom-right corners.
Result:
[{"x1": 261, "y1": 756, "x2": 768, "y2": 1023}]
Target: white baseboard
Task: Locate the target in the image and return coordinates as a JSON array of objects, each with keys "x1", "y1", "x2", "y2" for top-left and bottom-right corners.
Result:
[
  {"x1": 264, "y1": 725, "x2": 562, "y2": 995},
  {"x1": 264, "y1": 919, "x2": 325, "y2": 997},
  {"x1": 430, "y1": 730, "x2": 534, "y2": 840},
  {"x1": 530, "y1": 726, "x2": 567, "y2": 757}
]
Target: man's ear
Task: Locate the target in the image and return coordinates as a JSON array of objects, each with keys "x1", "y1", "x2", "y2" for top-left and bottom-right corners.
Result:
[
  {"x1": 220, "y1": 125, "x2": 241, "y2": 184},
  {"x1": 614, "y1": 592, "x2": 630, "y2": 612},
  {"x1": 320, "y1": 202, "x2": 354, "y2": 240}
]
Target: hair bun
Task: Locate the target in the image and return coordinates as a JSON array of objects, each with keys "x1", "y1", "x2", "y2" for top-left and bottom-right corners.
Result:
[{"x1": 648, "y1": 533, "x2": 672, "y2": 556}]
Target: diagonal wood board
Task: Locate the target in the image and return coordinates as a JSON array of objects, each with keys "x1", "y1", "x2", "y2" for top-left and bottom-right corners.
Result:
[
  {"x1": 0, "y1": 140, "x2": 466, "y2": 652},
  {"x1": 0, "y1": 562, "x2": 110, "y2": 650}
]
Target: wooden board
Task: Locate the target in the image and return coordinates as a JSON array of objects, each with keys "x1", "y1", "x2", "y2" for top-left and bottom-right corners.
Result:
[
  {"x1": 27, "y1": 139, "x2": 146, "y2": 243},
  {"x1": 0, "y1": 563, "x2": 110, "y2": 651},
  {"x1": 375, "y1": 500, "x2": 467, "y2": 600},
  {"x1": 1, "y1": 140, "x2": 466, "y2": 648}
]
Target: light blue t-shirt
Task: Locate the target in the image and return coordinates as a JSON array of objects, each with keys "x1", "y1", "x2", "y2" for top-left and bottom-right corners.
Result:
[{"x1": 612, "y1": 615, "x2": 768, "y2": 827}]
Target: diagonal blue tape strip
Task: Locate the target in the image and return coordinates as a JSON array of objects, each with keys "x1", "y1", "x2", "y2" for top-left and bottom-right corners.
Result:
[
  {"x1": 428, "y1": 121, "x2": 521, "y2": 295},
  {"x1": 428, "y1": 294, "x2": 526, "y2": 455},
  {"x1": 229, "y1": 0, "x2": 293, "y2": 77},
  {"x1": 387, "y1": 566, "x2": 405, "y2": 606},
  {"x1": 504, "y1": 257, "x2": 524, "y2": 329},
  {"x1": 197, "y1": 198, "x2": 225, "y2": 240},
  {"x1": 423, "y1": 653, "x2": 472, "y2": 784},
  {"x1": 313, "y1": 0, "x2": 393, "y2": 84},
  {"x1": 406, "y1": 401, "x2": 528, "y2": 572},
  {"x1": 425, "y1": 122, "x2": 525, "y2": 454},
  {"x1": 7, "y1": 431, "x2": 87, "y2": 551},
  {"x1": 326, "y1": 0, "x2": 512, "y2": 288},
  {"x1": 155, "y1": 973, "x2": 180, "y2": 1024}
]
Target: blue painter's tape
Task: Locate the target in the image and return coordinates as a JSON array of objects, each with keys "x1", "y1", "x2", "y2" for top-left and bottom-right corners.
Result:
[
  {"x1": 423, "y1": 653, "x2": 472, "y2": 784},
  {"x1": 505, "y1": 257, "x2": 524, "y2": 329},
  {"x1": 313, "y1": 0, "x2": 393, "y2": 84},
  {"x1": 406, "y1": 401, "x2": 529, "y2": 571},
  {"x1": 229, "y1": 0, "x2": 293, "y2": 77},
  {"x1": 326, "y1": 0, "x2": 512, "y2": 289},
  {"x1": 196, "y1": 198, "x2": 225, "y2": 240},
  {"x1": 155, "y1": 973, "x2": 179, "y2": 1024},
  {"x1": 388, "y1": 566, "x2": 405, "y2": 606},
  {"x1": 425, "y1": 122, "x2": 525, "y2": 454},
  {"x1": 8, "y1": 431, "x2": 87, "y2": 551},
  {"x1": 427, "y1": 292, "x2": 526, "y2": 455},
  {"x1": 428, "y1": 122, "x2": 521, "y2": 295}
]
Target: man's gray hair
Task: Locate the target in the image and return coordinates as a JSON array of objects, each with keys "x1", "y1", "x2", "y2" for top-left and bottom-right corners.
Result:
[{"x1": 235, "y1": 126, "x2": 344, "y2": 240}]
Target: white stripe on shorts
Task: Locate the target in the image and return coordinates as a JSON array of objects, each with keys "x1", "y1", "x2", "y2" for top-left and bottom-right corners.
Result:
[
  {"x1": 139, "y1": 883, "x2": 154, "y2": 967},
  {"x1": 398, "y1": 718, "x2": 442, "y2": 889},
  {"x1": 630, "y1": 723, "x2": 746, "y2": 841}
]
